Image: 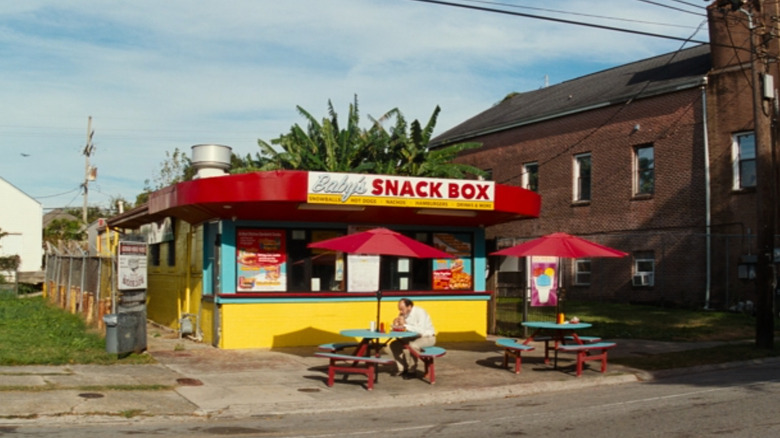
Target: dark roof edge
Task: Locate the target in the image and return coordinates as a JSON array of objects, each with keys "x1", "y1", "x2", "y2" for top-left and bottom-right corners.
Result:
[{"x1": 431, "y1": 76, "x2": 708, "y2": 147}]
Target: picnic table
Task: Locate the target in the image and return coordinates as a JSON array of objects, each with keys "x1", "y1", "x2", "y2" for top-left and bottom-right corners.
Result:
[
  {"x1": 521, "y1": 321, "x2": 593, "y2": 368},
  {"x1": 339, "y1": 328, "x2": 419, "y2": 357},
  {"x1": 315, "y1": 329, "x2": 419, "y2": 390}
]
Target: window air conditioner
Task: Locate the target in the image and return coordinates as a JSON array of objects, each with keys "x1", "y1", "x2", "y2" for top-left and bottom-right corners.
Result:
[{"x1": 632, "y1": 273, "x2": 654, "y2": 286}]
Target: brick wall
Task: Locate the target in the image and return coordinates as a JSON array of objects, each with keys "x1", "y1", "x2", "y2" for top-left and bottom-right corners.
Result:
[{"x1": 456, "y1": 89, "x2": 718, "y2": 307}]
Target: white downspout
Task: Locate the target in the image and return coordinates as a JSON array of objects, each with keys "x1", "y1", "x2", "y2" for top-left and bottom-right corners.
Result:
[{"x1": 702, "y1": 82, "x2": 712, "y2": 309}]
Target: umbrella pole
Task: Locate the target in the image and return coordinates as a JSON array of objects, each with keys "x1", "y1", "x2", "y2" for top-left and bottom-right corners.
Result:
[
  {"x1": 376, "y1": 290, "x2": 382, "y2": 332},
  {"x1": 556, "y1": 257, "x2": 563, "y2": 322}
]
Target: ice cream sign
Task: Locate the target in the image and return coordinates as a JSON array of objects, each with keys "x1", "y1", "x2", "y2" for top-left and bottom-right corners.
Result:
[
  {"x1": 307, "y1": 172, "x2": 495, "y2": 210},
  {"x1": 530, "y1": 256, "x2": 558, "y2": 307}
]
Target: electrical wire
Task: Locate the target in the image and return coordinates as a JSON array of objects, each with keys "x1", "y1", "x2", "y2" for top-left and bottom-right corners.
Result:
[
  {"x1": 495, "y1": 18, "x2": 709, "y2": 186},
  {"x1": 664, "y1": 0, "x2": 707, "y2": 9},
  {"x1": 60, "y1": 189, "x2": 83, "y2": 210},
  {"x1": 32, "y1": 186, "x2": 81, "y2": 199},
  {"x1": 408, "y1": 0, "x2": 709, "y2": 44},
  {"x1": 463, "y1": 0, "x2": 705, "y2": 29},
  {"x1": 635, "y1": 0, "x2": 706, "y2": 16}
]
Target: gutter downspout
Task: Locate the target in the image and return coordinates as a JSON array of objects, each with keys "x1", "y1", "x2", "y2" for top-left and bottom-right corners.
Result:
[{"x1": 702, "y1": 82, "x2": 712, "y2": 309}]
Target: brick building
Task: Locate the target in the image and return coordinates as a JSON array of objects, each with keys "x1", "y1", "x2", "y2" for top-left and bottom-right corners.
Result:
[{"x1": 432, "y1": 2, "x2": 780, "y2": 309}]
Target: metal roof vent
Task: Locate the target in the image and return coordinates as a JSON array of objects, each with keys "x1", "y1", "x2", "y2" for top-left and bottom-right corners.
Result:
[{"x1": 191, "y1": 144, "x2": 232, "y2": 179}]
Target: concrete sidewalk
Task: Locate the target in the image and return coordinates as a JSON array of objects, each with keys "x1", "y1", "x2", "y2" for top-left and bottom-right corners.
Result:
[{"x1": 0, "y1": 324, "x2": 759, "y2": 424}]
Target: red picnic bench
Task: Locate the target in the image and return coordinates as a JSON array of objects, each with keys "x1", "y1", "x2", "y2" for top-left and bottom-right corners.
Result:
[
  {"x1": 534, "y1": 335, "x2": 603, "y2": 365},
  {"x1": 314, "y1": 351, "x2": 395, "y2": 390},
  {"x1": 557, "y1": 342, "x2": 617, "y2": 377},
  {"x1": 405, "y1": 345, "x2": 447, "y2": 384},
  {"x1": 495, "y1": 338, "x2": 535, "y2": 374}
]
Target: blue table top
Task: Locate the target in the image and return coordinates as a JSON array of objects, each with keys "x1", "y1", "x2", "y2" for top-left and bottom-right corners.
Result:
[
  {"x1": 340, "y1": 329, "x2": 419, "y2": 339},
  {"x1": 522, "y1": 321, "x2": 593, "y2": 330}
]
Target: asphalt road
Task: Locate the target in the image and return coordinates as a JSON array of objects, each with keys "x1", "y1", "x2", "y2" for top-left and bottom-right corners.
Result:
[{"x1": 3, "y1": 360, "x2": 779, "y2": 437}]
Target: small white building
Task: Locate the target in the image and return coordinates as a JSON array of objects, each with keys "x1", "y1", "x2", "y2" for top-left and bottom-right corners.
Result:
[{"x1": 0, "y1": 177, "x2": 43, "y2": 273}]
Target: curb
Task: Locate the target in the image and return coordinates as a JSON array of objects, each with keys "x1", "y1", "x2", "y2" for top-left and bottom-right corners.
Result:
[
  {"x1": 642, "y1": 356, "x2": 780, "y2": 380},
  {"x1": 215, "y1": 372, "x2": 640, "y2": 418}
]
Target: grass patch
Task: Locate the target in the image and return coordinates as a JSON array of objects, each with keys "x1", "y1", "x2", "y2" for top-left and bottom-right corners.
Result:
[
  {"x1": 119, "y1": 409, "x2": 145, "y2": 418},
  {"x1": 497, "y1": 299, "x2": 780, "y2": 371},
  {"x1": 0, "y1": 294, "x2": 154, "y2": 365},
  {"x1": 496, "y1": 299, "x2": 773, "y2": 342}
]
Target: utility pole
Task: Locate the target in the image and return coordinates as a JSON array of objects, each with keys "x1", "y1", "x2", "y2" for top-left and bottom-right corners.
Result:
[
  {"x1": 82, "y1": 116, "x2": 95, "y2": 224},
  {"x1": 736, "y1": 0, "x2": 776, "y2": 349}
]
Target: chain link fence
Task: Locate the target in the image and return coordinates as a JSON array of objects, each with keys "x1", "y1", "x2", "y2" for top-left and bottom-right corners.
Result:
[
  {"x1": 489, "y1": 232, "x2": 779, "y2": 335},
  {"x1": 43, "y1": 250, "x2": 116, "y2": 330}
]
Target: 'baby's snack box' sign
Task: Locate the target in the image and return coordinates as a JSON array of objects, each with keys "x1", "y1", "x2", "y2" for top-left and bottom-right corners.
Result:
[{"x1": 307, "y1": 172, "x2": 495, "y2": 210}]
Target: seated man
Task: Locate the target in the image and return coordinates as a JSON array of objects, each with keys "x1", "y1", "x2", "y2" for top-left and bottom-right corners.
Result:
[{"x1": 389, "y1": 298, "x2": 436, "y2": 379}]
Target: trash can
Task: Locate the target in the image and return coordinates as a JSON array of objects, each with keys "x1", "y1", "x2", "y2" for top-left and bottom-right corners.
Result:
[{"x1": 103, "y1": 314, "x2": 119, "y2": 354}]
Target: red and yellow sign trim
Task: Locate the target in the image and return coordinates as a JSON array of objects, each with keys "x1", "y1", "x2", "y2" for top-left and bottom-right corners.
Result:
[{"x1": 307, "y1": 172, "x2": 495, "y2": 210}]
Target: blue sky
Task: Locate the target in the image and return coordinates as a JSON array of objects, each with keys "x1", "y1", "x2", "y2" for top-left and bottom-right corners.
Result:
[{"x1": 0, "y1": 1, "x2": 710, "y2": 212}]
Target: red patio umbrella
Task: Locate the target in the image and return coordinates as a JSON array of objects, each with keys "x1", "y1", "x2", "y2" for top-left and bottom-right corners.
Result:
[
  {"x1": 491, "y1": 232, "x2": 628, "y2": 258},
  {"x1": 491, "y1": 232, "x2": 627, "y2": 311},
  {"x1": 308, "y1": 227, "x2": 453, "y2": 328}
]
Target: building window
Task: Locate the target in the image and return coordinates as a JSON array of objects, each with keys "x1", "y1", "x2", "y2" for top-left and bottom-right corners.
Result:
[
  {"x1": 287, "y1": 229, "x2": 347, "y2": 292},
  {"x1": 573, "y1": 153, "x2": 591, "y2": 201},
  {"x1": 522, "y1": 162, "x2": 538, "y2": 192},
  {"x1": 479, "y1": 168, "x2": 493, "y2": 181},
  {"x1": 634, "y1": 145, "x2": 654, "y2": 195},
  {"x1": 573, "y1": 259, "x2": 591, "y2": 285},
  {"x1": 166, "y1": 240, "x2": 176, "y2": 267},
  {"x1": 632, "y1": 252, "x2": 655, "y2": 287},
  {"x1": 732, "y1": 132, "x2": 756, "y2": 189},
  {"x1": 150, "y1": 244, "x2": 161, "y2": 267}
]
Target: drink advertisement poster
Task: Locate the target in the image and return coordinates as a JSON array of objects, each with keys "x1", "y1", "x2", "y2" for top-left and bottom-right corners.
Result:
[
  {"x1": 236, "y1": 229, "x2": 286, "y2": 292},
  {"x1": 530, "y1": 256, "x2": 558, "y2": 307},
  {"x1": 117, "y1": 241, "x2": 147, "y2": 291},
  {"x1": 432, "y1": 233, "x2": 472, "y2": 290}
]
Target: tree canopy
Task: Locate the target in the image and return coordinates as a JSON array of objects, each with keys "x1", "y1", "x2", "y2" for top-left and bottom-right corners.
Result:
[
  {"x1": 136, "y1": 97, "x2": 487, "y2": 203},
  {"x1": 257, "y1": 96, "x2": 486, "y2": 179}
]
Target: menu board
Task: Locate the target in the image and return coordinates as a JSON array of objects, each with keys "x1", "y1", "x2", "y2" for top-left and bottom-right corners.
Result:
[
  {"x1": 117, "y1": 241, "x2": 147, "y2": 291},
  {"x1": 432, "y1": 233, "x2": 473, "y2": 290},
  {"x1": 236, "y1": 229, "x2": 286, "y2": 292},
  {"x1": 347, "y1": 254, "x2": 380, "y2": 292}
]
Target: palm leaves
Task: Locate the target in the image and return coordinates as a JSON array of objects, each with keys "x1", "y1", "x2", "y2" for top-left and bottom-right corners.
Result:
[
  {"x1": 258, "y1": 96, "x2": 373, "y2": 173},
  {"x1": 257, "y1": 96, "x2": 486, "y2": 179}
]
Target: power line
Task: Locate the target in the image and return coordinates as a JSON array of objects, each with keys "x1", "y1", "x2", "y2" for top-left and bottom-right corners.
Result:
[
  {"x1": 497, "y1": 18, "x2": 709, "y2": 186},
  {"x1": 32, "y1": 186, "x2": 81, "y2": 199},
  {"x1": 664, "y1": 0, "x2": 708, "y2": 9},
  {"x1": 408, "y1": 0, "x2": 709, "y2": 44},
  {"x1": 463, "y1": 0, "x2": 705, "y2": 28},
  {"x1": 635, "y1": 0, "x2": 706, "y2": 16}
]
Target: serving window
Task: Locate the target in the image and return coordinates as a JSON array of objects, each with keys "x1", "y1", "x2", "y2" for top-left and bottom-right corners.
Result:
[{"x1": 235, "y1": 227, "x2": 476, "y2": 293}]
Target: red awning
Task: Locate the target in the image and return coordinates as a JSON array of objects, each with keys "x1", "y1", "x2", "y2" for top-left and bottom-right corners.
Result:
[{"x1": 108, "y1": 170, "x2": 541, "y2": 229}]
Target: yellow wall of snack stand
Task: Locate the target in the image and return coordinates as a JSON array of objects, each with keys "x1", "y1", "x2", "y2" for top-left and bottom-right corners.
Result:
[
  {"x1": 217, "y1": 299, "x2": 487, "y2": 349},
  {"x1": 146, "y1": 222, "x2": 203, "y2": 332}
]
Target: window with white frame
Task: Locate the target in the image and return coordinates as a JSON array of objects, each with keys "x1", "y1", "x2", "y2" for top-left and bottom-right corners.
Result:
[
  {"x1": 573, "y1": 153, "x2": 591, "y2": 201},
  {"x1": 522, "y1": 162, "x2": 538, "y2": 192},
  {"x1": 632, "y1": 251, "x2": 655, "y2": 287},
  {"x1": 634, "y1": 145, "x2": 654, "y2": 195},
  {"x1": 573, "y1": 259, "x2": 591, "y2": 285},
  {"x1": 732, "y1": 132, "x2": 756, "y2": 189}
]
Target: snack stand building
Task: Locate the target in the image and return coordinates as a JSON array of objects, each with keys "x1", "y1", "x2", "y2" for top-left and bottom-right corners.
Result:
[{"x1": 108, "y1": 153, "x2": 540, "y2": 349}]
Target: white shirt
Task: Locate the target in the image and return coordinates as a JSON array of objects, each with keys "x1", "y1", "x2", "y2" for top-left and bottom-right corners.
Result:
[{"x1": 404, "y1": 306, "x2": 436, "y2": 337}]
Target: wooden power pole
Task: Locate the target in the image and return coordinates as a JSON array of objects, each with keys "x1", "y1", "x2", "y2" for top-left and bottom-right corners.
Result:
[
  {"x1": 743, "y1": 1, "x2": 776, "y2": 349},
  {"x1": 82, "y1": 116, "x2": 95, "y2": 224}
]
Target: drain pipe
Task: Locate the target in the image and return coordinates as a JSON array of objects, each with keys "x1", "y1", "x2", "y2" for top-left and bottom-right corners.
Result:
[{"x1": 702, "y1": 82, "x2": 712, "y2": 309}]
